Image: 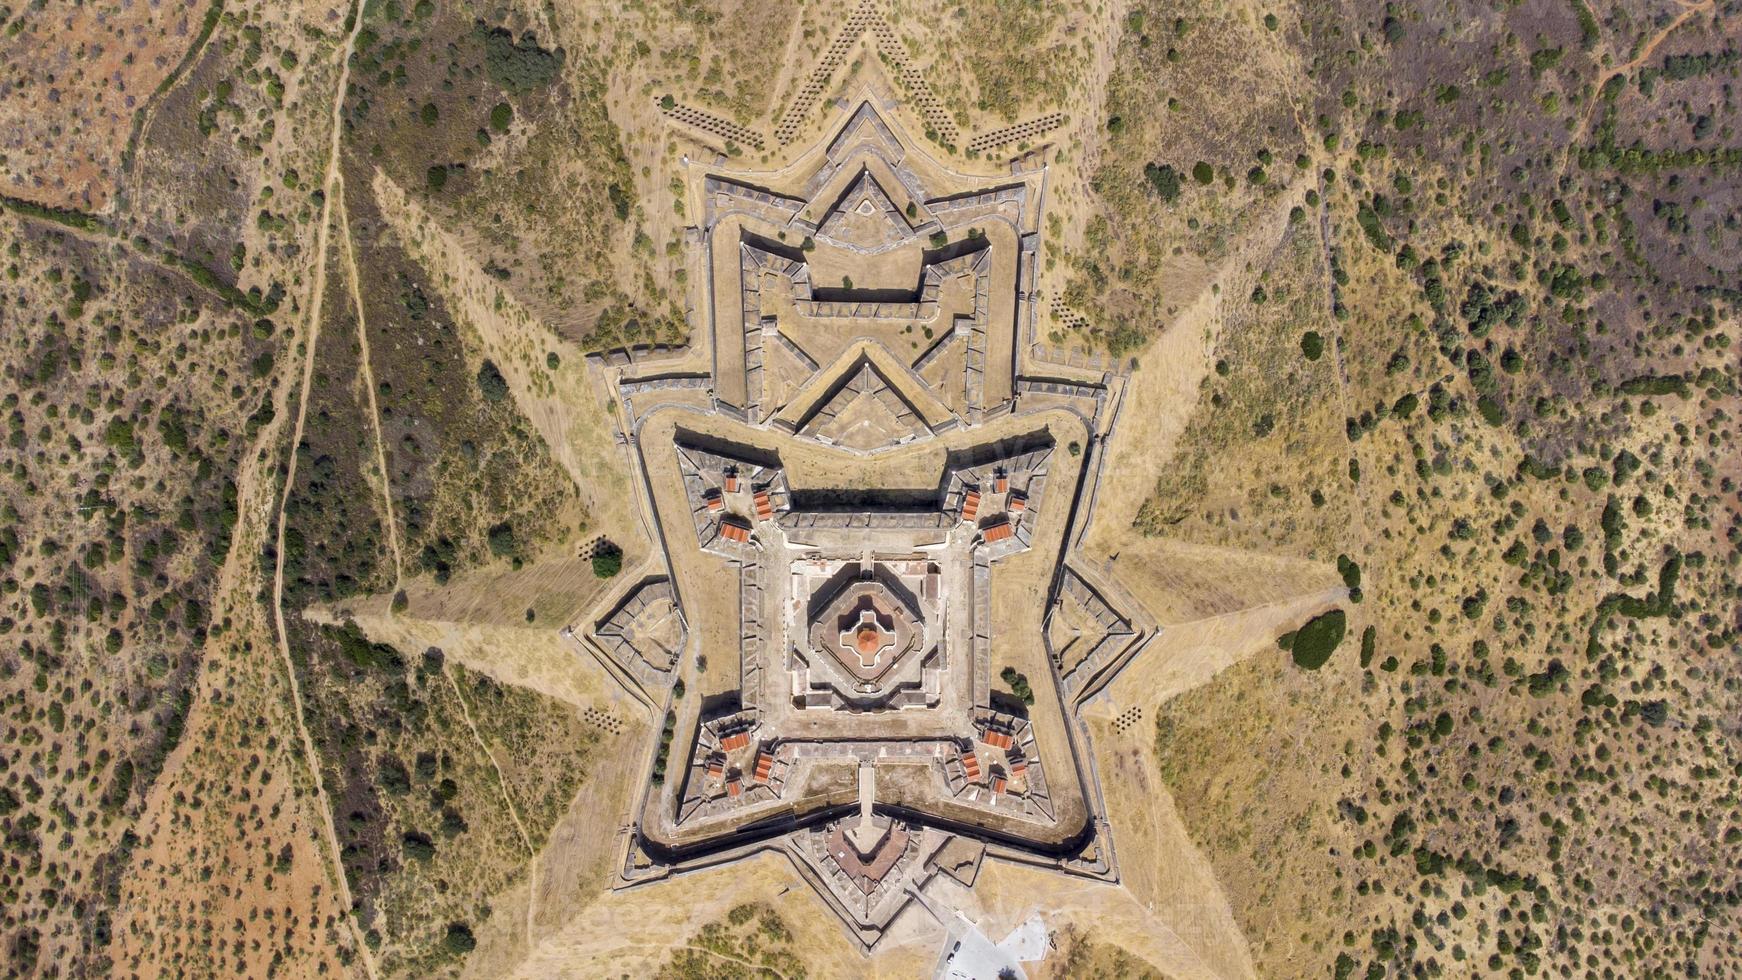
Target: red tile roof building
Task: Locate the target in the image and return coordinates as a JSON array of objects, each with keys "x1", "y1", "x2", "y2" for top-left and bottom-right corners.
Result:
[
  {"x1": 753, "y1": 489, "x2": 774, "y2": 520},
  {"x1": 752, "y1": 747, "x2": 775, "y2": 783},
  {"x1": 962, "y1": 750, "x2": 981, "y2": 781},
  {"x1": 719, "y1": 517, "x2": 752, "y2": 543},
  {"x1": 982, "y1": 519, "x2": 1013, "y2": 543},
  {"x1": 960, "y1": 488, "x2": 980, "y2": 522},
  {"x1": 719, "y1": 730, "x2": 751, "y2": 752}
]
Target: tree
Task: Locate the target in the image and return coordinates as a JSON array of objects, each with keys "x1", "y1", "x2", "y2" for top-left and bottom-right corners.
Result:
[
  {"x1": 402, "y1": 831, "x2": 436, "y2": 862},
  {"x1": 487, "y1": 522, "x2": 516, "y2": 558},
  {"x1": 999, "y1": 666, "x2": 1035, "y2": 705},
  {"x1": 476, "y1": 359, "x2": 508, "y2": 402},
  {"x1": 592, "y1": 541, "x2": 623, "y2": 578},
  {"x1": 1143, "y1": 162, "x2": 1181, "y2": 202},
  {"x1": 1301, "y1": 331, "x2": 1325, "y2": 360},
  {"x1": 443, "y1": 923, "x2": 477, "y2": 954},
  {"x1": 1192, "y1": 160, "x2": 1214, "y2": 184},
  {"x1": 377, "y1": 755, "x2": 411, "y2": 795},
  {"x1": 1289, "y1": 609, "x2": 1347, "y2": 670}
]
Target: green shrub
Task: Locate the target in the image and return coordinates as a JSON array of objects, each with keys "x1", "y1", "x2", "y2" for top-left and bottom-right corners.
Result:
[
  {"x1": 1289, "y1": 609, "x2": 1347, "y2": 670},
  {"x1": 1336, "y1": 554, "x2": 1361, "y2": 589},
  {"x1": 378, "y1": 755, "x2": 411, "y2": 795},
  {"x1": 591, "y1": 541, "x2": 622, "y2": 578},
  {"x1": 1356, "y1": 202, "x2": 1392, "y2": 250},
  {"x1": 443, "y1": 922, "x2": 477, "y2": 954},
  {"x1": 999, "y1": 665, "x2": 1036, "y2": 705},
  {"x1": 477, "y1": 25, "x2": 563, "y2": 94},
  {"x1": 607, "y1": 182, "x2": 630, "y2": 221},
  {"x1": 1143, "y1": 162, "x2": 1181, "y2": 202},
  {"x1": 476, "y1": 359, "x2": 509, "y2": 401},
  {"x1": 1476, "y1": 395, "x2": 1506, "y2": 426},
  {"x1": 487, "y1": 522, "x2": 516, "y2": 558},
  {"x1": 489, "y1": 102, "x2": 513, "y2": 131},
  {"x1": 1300, "y1": 331, "x2": 1325, "y2": 360},
  {"x1": 333, "y1": 621, "x2": 403, "y2": 670},
  {"x1": 402, "y1": 831, "x2": 435, "y2": 861}
]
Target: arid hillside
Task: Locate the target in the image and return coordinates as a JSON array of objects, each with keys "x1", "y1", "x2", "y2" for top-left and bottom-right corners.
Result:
[{"x1": 2, "y1": 0, "x2": 1738, "y2": 977}]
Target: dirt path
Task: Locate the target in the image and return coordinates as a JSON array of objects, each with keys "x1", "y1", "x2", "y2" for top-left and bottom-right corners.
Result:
[
  {"x1": 266, "y1": 7, "x2": 379, "y2": 976},
  {"x1": 441, "y1": 666, "x2": 534, "y2": 857},
  {"x1": 1566, "y1": 0, "x2": 1713, "y2": 164},
  {"x1": 1310, "y1": 180, "x2": 1374, "y2": 552},
  {"x1": 111, "y1": 0, "x2": 223, "y2": 215},
  {"x1": 367, "y1": 169, "x2": 647, "y2": 559},
  {"x1": 763, "y1": 6, "x2": 814, "y2": 125},
  {"x1": 615, "y1": 941, "x2": 800, "y2": 980},
  {"x1": 337, "y1": 176, "x2": 405, "y2": 588},
  {"x1": 338, "y1": 172, "x2": 542, "y2": 947},
  {"x1": 440, "y1": 661, "x2": 541, "y2": 945}
]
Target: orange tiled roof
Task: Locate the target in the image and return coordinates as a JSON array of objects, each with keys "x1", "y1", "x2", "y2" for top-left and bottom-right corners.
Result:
[
  {"x1": 961, "y1": 489, "x2": 981, "y2": 522},
  {"x1": 753, "y1": 490, "x2": 773, "y2": 520},
  {"x1": 720, "y1": 518, "x2": 752, "y2": 543},
  {"x1": 983, "y1": 520, "x2": 1013, "y2": 542},
  {"x1": 719, "y1": 730, "x2": 751, "y2": 752},
  {"x1": 983, "y1": 729, "x2": 1013, "y2": 750},
  {"x1": 962, "y1": 750, "x2": 980, "y2": 780}
]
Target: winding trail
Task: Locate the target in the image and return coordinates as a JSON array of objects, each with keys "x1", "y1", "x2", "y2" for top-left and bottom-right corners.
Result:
[
  {"x1": 339, "y1": 136, "x2": 546, "y2": 955},
  {"x1": 337, "y1": 176, "x2": 405, "y2": 588},
  {"x1": 441, "y1": 665, "x2": 536, "y2": 851},
  {"x1": 267, "y1": 8, "x2": 379, "y2": 978},
  {"x1": 440, "y1": 664, "x2": 540, "y2": 942},
  {"x1": 1310, "y1": 178, "x2": 1375, "y2": 552},
  {"x1": 1563, "y1": 0, "x2": 1713, "y2": 176}
]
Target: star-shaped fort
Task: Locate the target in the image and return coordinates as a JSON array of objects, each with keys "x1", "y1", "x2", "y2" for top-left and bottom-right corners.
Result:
[{"x1": 572, "y1": 90, "x2": 1162, "y2": 951}]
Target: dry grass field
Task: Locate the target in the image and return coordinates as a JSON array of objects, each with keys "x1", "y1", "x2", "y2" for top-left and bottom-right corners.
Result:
[{"x1": 3, "y1": 0, "x2": 1740, "y2": 976}]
